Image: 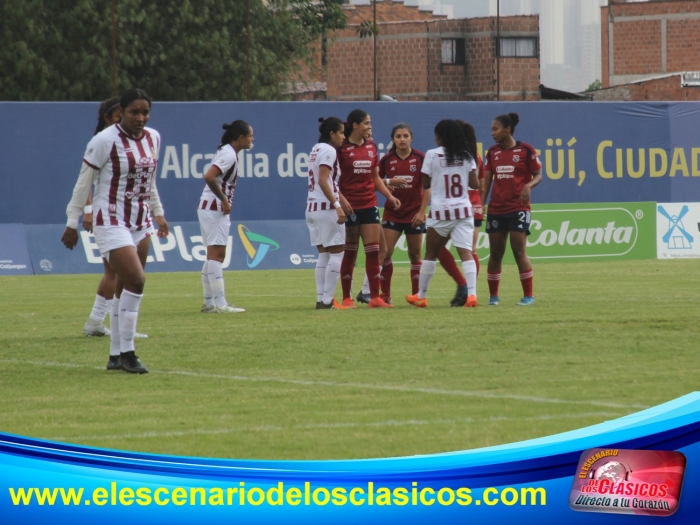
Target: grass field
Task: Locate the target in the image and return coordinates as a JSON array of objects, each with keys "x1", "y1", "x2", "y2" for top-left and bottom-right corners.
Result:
[{"x1": 0, "y1": 259, "x2": 698, "y2": 461}]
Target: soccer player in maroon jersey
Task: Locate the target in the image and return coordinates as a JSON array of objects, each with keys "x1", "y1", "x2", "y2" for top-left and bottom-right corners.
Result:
[
  {"x1": 337, "y1": 109, "x2": 400, "y2": 308},
  {"x1": 378, "y1": 123, "x2": 425, "y2": 301},
  {"x1": 482, "y1": 112, "x2": 542, "y2": 306},
  {"x1": 62, "y1": 88, "x2": 169, "y2": 373}
]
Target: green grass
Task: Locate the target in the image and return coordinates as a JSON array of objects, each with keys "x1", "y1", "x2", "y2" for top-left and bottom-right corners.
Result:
[{"x1": 1, "y1": 259, "x2": 698, "y2": 460}]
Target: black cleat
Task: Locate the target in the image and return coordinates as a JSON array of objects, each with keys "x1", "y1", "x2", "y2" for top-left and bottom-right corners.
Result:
[
  {"x1": 106, "y1": 355, "x2": 122, "y2": 371},
  {"x1": 450, "y1": 285, "x2": 469, "y2": 307},
  {"x1": 316, "y1": 301, "x2": 333, "y2": 309},
  {"x1": 356, "y1": 292, "x2": 371, "y2": 304},
  {"x1": 118, "y1": 351, "x2": 149, "y2": 374}
]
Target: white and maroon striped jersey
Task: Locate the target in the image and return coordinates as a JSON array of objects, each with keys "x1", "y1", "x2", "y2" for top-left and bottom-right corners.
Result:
[
  {"x1": 198, "y1": 144, "x2": 239, "y2": 212},
  {"x1": 306, "y1": 142, "x2": 341, "y2": 212},
  {"x1": 421, "y1": 146, "x2": 477, "y2": 221},
  {"x1": 85, "y1": 124, "x2": 160, "y2": 230}
]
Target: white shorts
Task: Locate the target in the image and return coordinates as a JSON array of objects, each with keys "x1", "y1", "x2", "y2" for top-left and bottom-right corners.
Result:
[
  {"x1": 198, "y1": 209, "x2": 231, "y2": 247},
  {"x1": 306, "y1": 209, "x2": 345, "y2": 248},
  {"x1": 93, "y1": 225, "x2": 154, "y2": 260},
  {"x1": 427, "y1": 217, "x2": 475, "y2": 250}
]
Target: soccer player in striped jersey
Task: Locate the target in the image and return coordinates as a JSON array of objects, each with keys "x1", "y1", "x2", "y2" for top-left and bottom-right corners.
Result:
[
  {"x1": 62, "y1": 88, "x2": 169, "y2": 374},
  {"x1": 436, "y1": 121, "x2": 486, "y2": 307},
  {"x1": 306, "y1": 117, "x2": 348, "y2": 309},
  {"x1": 82, "y1": 98, "x2": 148, "y2": 339},
  {"x1": 482, "y1": 112, "x2": 542, "y2": 306},
  {"x1": 337, "y1": 109, "x2": 399, "y2": 309},
  {"x1": 378, "y1": 123, "x2": 425, "y2": 302},
  {"x1": 198, "y1": 120, "x2": 253, "y2": 314},
  {"x1": 406, "y1": 120, "x2": 479, "y2": 308}
]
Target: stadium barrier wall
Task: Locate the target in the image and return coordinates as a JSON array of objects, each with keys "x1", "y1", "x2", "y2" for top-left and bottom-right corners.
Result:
[
  {"x1": 1, "y1": 101, "x2": 700, "y2": 226},
  {"x1": 4, "y1": 201, "x2": 660, "y2": 276}
]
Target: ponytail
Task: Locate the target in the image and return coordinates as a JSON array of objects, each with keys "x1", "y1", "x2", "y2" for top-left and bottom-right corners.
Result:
[
  {"x1": 219, "y1": 120, "x2": 251, "y2": 148},
  {"x1": 318, "y1": 116, "x2": 344, "y2": 144},
  {"x1": 94, "y1": 96, "x2": 121, "y2": 135},
  {"x1": 494, "y1": 112, "x2": 520, "y2": 135},
  {"x1": 344, "y1": 109, "x2": 368, "y2": 139}
]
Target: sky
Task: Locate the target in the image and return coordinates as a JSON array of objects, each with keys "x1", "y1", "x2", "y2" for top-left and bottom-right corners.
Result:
[{"x1": 351, "y1": 0, "x2": 611, "y2": 93}]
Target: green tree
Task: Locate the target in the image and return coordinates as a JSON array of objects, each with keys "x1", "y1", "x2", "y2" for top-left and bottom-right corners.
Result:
[
  {"x1": 585, "y1": 79, "x2": 602, "y2": 92},
  {"x1": 0, "y1": 0, "x2": 346, "y2": 101}
]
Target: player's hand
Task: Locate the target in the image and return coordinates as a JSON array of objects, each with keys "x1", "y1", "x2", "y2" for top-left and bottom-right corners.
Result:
[
  {"x1": 341, "y1": 199, "x2": 353, "y2": 217},
  {"x1": 411, "y1": 211, "x2": 426, "y2": 229},
  {"x1": 82, "y1": 213, "x2": 93, "y2": 233},
  {"x1": 519, "y1": 185, "x2": 531, "y2": 204},
  {"x1": 61, "y1": 227, "x2": 79, "y2": 250},
  {"x1": 154, "y1": 215, "x2": 169, "y2": 238},
  {"x1": 391, "y1": 177, "x2": 407, "y2": 189},
  {"x1": 335, "y1": 207, "x2": 346, "y2": 224},
  {"x1": 221, "y1": 200, "x2": 232, "y2": 215},
  {"x1": 388, "y1": 195, "x2": 401, "y2": 210}
]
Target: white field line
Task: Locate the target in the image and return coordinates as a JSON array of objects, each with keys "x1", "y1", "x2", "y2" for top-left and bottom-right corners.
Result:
[
  {"x1": 1, "y1": 358, "x2": 648, "y2": 410},
  {"x1": 55, "y1": 412, "x2": 623, "y2": 442}
]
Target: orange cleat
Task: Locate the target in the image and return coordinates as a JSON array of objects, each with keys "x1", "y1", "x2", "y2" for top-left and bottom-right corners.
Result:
[
  {"x1": 332, "y1": 298, "x2": 349, "y2": 310},
  {"x1": 405, "y1": 294, "x2": 428, "y2": 308},
  {"x1": 368, "y1": 296, "x2": 394, "y2": 308},
  {"x1": 341, "y1": 298, "x2": 358, "y2": 309},
  {"x1": 465, "y1": 295, "x2": 478, "y2": 308}
]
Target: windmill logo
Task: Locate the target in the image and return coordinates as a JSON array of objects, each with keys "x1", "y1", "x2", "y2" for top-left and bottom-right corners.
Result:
[
  {"x1": 237, "y1": 224, "x2": 279, "y2": 268},
  {"x1": 658, "y1": 205, "x2": 693, "y2": 250}
]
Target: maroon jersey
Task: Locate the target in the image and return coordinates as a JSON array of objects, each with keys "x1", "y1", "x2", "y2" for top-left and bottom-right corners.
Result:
[
  {"x1": 468, "y1": 153, "x2": 485, "y2": 220},
  {"x1": 337, "y1": 139, "x2": 379, "y2": 209},
  {"x1": 379, "y1": 148, "x2": 425, "y2": 223},
  {"x1": 484, "y1": 141, "x2": 541, "y2": 215}
]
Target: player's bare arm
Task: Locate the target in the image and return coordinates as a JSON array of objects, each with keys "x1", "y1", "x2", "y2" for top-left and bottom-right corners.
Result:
[
  {"x1": 468, "y1": 169, "x2": 479, "y2": 190},
  {"x1": 204, "y1": 164, "x2": 230, "y2": 214},
  {"x1": 339, "y1": 193, "x2": 353, "y2": 216},
  {"x1": 412, "y1": 174, "x2": 432, "y2": 228},
  {"x1": 519, "y1": 168, "x2": 542, "y2": 204},
  {"x1": 318, "y1": 165, "x2": 346, "y2": 224}
]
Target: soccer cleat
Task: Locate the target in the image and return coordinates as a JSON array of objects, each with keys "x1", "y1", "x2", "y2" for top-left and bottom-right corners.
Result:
[
  {"x1": 213, "y1": 304, "x2": 246, "y2": 313},
  {"x1": 83, "y1": 319, "x2": 110, "y2": 337},
  {"x1": 368, "y1": 297, "x2": 394, "y2": 308},
  {"x1": 118, "y1": 351, "x2": 148, "y2": 374},
  {"x1": 356, "y1": 292, "x2": 371, "y2": 304},
  {"x1": 488, "y1": 296, "x2": 500, "y2": 306},
  {"x1": 134, "y1": 332, "x2": 148, "y2": 339},
  {"x1": 405, "y1": 294, "x2": 428, "y2": 308},
  {"x1": 317, "y1": 299, "x2": 349, "y2": 310},
  {"x1": 516, "y1": 296, "x2": 535, "y2": 306},
  {"x1": 465, "y1": 295, "x2": 478, "y2": 308},
  {"x1": 201, "y1": 304, "x2": 216, "y2": 313},
  {"x1": 106, "y1": 355, "x2": 121, "y2": 371},
  {"x1": 450, "y1": 285, "x2": 468, "y2": 307},
  {"x1": 341, "y1": 298, "x2": 358, "y2": 309},
  {"x1": 380, "y1": 293, "x2": 392, "y2": 305}
]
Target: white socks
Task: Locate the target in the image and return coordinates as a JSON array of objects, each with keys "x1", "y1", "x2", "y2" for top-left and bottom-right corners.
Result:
[
  {"x1": 315, "y1": 252, "x2": 331, "y2": 302},
  {"x1": 207, "y1": 260, "x2": 227, "y2": 308},
  {"x1": 322, "y1": 252, "x2": 343, "y2": 304},
  {"x1": 109, "y1": 298, "x2": 121, "y2": 356},
  {"x1": 202, "y1": 260, "x2": 214, "y2": 307},
  {"x1": 361, "y1": 274, "x2": 370, "y2": 295},
  {"x1": 418, "y1": 260, "x2": 436, "y2": 299},
  {"x1": 89, "y1": 294, "x2": 111, "y2": 323},
  {"x1": 119, "y1": 290, "x2": 143, "y2": 352},
  {"x1": 462, "y1": 259, "x2": 478, "y2": 297}
]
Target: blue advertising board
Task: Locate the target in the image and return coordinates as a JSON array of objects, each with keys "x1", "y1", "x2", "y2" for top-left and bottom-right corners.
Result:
[
  {"x1": 1, "y1": 101, "x2": 699, "y2": 226},
  {"x1": 25, "y1": 221, "x2": 317, "y2": 275},
  {"x1": 0, "y1": 224, "x2": 34, "y2": 275}
]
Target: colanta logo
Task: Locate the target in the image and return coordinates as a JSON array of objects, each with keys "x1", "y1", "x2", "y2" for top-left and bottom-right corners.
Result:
[{"x1": 238, "y1": 224, "x2": 279, "y2": 268}]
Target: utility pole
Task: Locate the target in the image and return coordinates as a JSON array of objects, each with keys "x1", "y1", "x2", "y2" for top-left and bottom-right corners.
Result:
[
  {"x1": 246, "y1": 0, "x2": 251, "y2": 101},
  {"x1": 496, "y1": 0, "x2": 500, "y2": 101},
  {"x1": 111, "y1": 0, "x2": 117, "y2": 96},
  {"x1": 373, "y1": 0, "x2": 378, "y2": 100}
]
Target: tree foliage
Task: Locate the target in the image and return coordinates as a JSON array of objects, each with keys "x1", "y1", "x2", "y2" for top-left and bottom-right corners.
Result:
[
  {"x1": 585, "y1": 79, "x2": 602, "y2": 92},
  {"x1": 0, "y1": 0, "x2": 346, "y2": 101}
]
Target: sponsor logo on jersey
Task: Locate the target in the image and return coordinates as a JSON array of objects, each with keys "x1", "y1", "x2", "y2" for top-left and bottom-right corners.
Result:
[
  {"x1": 496, "y1": 166, "x2": 515, "y2": 173},
  {"x1": 353, "y1": 160, "x2": 373, "y2": 168},
  {"x1": 390, "y1": 160, "x2": 397, "y2": 164},
  {"x1": 409, "y1": 158, "x2": 417, "y2": 163},
  {"x1": 238, "y1": 224, "x2": 279, "y2": 268}
]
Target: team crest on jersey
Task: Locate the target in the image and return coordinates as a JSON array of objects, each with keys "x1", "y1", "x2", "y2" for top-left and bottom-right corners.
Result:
[
  {"x1": 368, "y1": 150, "x2": 374, "y2": 158},
  {"x1": 513, "y1": 155, "x2": 520, "y2": 162},
  {"x1": 410, "y1": 165, "x2": 417, "y2": 172}
]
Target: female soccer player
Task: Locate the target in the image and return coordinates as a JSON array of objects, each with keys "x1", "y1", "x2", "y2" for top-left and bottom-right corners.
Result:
[
  {"x1": 437, "y1": 121, "x2": 485, "y2": 307},
  {"x1": 198, "y1": 120, "x2": 253, "y2": 314},
  {"x1": 406, "y1": 120, "x2": 479, "y2": 308},
  {"x1": 306, "y1": 117, "x2": 347, "y2": 309},
  {"x1": 62, "y1": 88, "x2": 169, "y2": 373},
  {"x1": 378, "y1": 123, "x2": 424, "y2": 301},
  {"x1": 482, "y1": 112, "x2": 542, "y2": 306},
  {"x1": 337, "y1": 109, "x2": 400, "y2": 309}
]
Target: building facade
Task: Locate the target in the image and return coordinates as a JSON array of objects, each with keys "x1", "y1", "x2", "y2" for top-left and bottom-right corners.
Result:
[
  {"x1": 321, "y1": 0, "x2": 541, "y2": 101},
  {"x1": 596, "y1": 0, "x2": 700, "y2": 100}
]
